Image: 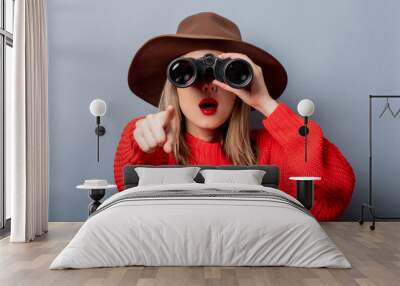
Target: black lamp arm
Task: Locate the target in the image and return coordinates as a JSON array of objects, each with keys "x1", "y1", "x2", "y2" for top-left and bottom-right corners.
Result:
[
  {"x1": 298, "y1": 116, "x2": 309, "y2": 162},
  {"x1": 94, "y1": 116, "x2": 106, "y2": 162}
]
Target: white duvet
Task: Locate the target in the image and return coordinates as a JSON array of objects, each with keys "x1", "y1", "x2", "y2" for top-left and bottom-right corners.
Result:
[{"x1": 50, "y1": 183, "x2": 351, "y2": 269}]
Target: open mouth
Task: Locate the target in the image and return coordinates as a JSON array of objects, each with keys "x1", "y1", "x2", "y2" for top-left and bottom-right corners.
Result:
[{"x1": 199, "y1": 98, "x2": 218, "y2": 115}]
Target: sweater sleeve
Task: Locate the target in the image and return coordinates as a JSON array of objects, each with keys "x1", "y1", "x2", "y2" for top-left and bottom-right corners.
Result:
[
  {"x1": 113, "y1": 117, "x2": 168, "y2": 192},
  {"x1": 261, "y1": 102, "x2": 356, "y2": 221}
]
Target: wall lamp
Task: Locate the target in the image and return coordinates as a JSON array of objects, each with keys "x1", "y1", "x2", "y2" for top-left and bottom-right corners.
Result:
[
  {"x1": 89, "y1": 99, "x2": 107, "y2": 162},
  {"x1": 297, "y1": 99, "x2": 315, "y2": 163}
]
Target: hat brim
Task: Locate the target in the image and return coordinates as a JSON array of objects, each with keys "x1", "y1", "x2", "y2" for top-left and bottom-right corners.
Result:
[{"x1": 128, "y1": 34, "x2": 288, "y2": 107}]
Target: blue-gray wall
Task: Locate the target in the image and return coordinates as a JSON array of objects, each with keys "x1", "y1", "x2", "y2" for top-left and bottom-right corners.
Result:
[{"x1": 47, "y1": 0, "x2": 400, "y2": 221}]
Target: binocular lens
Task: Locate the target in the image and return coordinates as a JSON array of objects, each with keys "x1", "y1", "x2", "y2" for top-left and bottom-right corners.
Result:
[
  {"x1": 224, "y1": 60, "x2": 252, "y2": 87},
  {"x1": 167, "y1": 55, "x2": 253, "y2": 89},
  {"x1": 168, "y1": 59, "x2": 195, "y2": 87}
]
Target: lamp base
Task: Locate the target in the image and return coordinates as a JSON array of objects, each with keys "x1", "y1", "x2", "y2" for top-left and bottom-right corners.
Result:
[
  {"x1": 289, "y1": 177, "x2": 321, "y2": 210},
  {"x1": 296, "y1": 180, "x2": 314, "y2": 210}
]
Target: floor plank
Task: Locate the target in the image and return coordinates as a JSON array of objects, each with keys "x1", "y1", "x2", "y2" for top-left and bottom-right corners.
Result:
[{"x1": 0, "y1": 222, "x2": 399, "y2": 286}]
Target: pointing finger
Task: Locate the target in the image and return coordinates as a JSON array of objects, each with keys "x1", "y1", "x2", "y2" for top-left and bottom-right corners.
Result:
[{"x1": 160, "y1": 105, "x2": 176, "y2": 128}]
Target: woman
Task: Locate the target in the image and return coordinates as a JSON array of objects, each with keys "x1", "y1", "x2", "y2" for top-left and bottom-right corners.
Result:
[{"x1": 114, "y1": 12, "x2": 356, "y2": 221}]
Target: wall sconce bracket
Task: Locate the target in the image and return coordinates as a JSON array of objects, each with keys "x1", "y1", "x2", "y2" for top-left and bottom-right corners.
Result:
[
  {"x1": 95, "y1": 126, "x2": 106, "y2": 136},
  {"x1": 298, "y1": 125, "x2": 309, "y2": 136}
]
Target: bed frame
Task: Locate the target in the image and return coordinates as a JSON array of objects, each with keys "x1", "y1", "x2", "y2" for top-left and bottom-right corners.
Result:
[{"x1": 123, "y1": 165, "x2": 280, "y2": 189}]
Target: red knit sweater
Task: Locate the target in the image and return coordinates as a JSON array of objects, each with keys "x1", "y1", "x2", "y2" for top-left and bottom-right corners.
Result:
[{"x1": 113, "y1": 102, "x2": 356, "y2": 221}]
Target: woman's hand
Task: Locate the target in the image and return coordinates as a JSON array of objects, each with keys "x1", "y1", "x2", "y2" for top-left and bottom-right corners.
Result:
[
  {"x1": 133, "y1": 105, "x2": 176, "y2": 153},
  {"x1": 212, "y1": 52, "x2": 279, "y2": 117}
]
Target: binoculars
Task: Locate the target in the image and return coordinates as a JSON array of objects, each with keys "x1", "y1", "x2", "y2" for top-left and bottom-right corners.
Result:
[{"x1": 167, "y1": 53, "x2": 253, "y2": 89}]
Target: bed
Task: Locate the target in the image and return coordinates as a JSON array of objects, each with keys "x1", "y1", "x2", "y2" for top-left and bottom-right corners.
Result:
[{"x1": 50, "y1": 165, "x2": 350, "y2": 269}]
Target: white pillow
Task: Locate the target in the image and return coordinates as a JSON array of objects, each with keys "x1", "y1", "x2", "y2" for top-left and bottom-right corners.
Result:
[
  {"x1": 200, "y1": 169, "x2": 266, "y2": 185},
  {"x1": 135, "y1": 167, "x2": 201, "y2": 186}
]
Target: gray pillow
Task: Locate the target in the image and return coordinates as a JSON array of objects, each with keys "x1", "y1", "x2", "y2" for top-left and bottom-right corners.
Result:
[
  {"x1": 135, "y1": 167, "x2": 201, "y2": 186},
  {"x1": 200, "y1": 169, "x2": 266, "y2": 185}
]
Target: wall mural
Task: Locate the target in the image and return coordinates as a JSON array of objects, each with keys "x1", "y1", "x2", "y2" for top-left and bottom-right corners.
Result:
[{"x1": 113, "y1": 12, "x2": 356, "y2": 221}]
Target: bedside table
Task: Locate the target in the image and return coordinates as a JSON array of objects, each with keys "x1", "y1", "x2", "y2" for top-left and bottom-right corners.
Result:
[
  {"x1": 289, "y1": 177, "x2": 321, "y2": 210},
  {"x1": 77, "y1": 182, "x2": 116, "y2": 215}
]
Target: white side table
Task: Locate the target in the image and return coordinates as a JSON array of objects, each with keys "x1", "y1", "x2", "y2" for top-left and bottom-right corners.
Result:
[
  {"x1": 289, "y1": 177, "x2": 321, "y2": 210},
  {"x1": 77, "y1": 183, "x2": 116, "y2": 215}
]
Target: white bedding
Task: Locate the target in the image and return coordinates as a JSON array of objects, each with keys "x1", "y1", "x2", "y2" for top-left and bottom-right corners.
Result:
[{"x1": 50, "y1": 183, "x2": 351, "y2": 269}]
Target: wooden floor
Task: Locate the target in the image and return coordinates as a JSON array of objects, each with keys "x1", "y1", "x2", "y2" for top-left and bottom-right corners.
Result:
[{"x1": 0, "y1": 222, "x2": 399, "y2": 286}]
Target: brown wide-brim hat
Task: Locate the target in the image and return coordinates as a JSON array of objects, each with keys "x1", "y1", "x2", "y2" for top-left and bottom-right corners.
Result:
[{"x1": 128, "y1": 12, "x2": 288, "y2": 107}]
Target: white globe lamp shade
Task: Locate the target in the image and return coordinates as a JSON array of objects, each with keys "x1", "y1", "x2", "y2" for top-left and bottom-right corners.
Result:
[
  {"x1": 297, "y1": 99, "x2": 315, "y2": 117},
  {"x1": 90, "y1": 99, "x2": 107, "y2": 117}
]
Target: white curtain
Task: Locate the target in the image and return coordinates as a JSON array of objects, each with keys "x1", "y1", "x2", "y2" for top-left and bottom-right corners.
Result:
[{"x1": 8, "y1": 0, "x2": 49, "y2": 242}]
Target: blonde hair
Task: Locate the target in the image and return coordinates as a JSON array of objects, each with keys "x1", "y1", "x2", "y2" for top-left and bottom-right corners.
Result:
[{"x1": 158, "y1": 80, "x2": 257, "y2": 165}]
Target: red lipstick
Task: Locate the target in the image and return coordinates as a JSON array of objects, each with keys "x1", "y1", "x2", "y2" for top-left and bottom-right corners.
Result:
[{"x1": 199, "y1": 98, "x2": 218, "y2": 116}]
